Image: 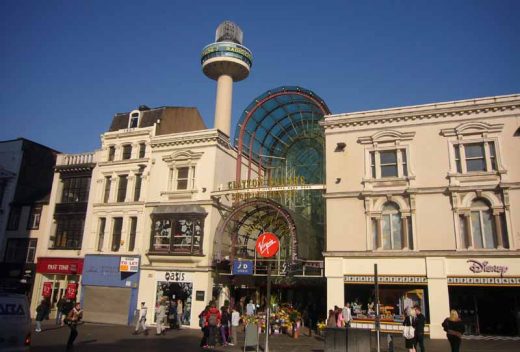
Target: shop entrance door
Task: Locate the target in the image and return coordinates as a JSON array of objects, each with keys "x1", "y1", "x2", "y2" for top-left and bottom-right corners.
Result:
[{"x1": 449, "y1": 286, "x2": 520, "y2": 336}]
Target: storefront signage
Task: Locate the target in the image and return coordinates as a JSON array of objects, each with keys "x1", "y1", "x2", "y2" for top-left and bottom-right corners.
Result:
[
  {"x1": 211, "y1": 176, "x2": 325, "y2": 201},
  {"x1": 66, "y1": 283, "x2": 78, "y2": 299},
  {"x1": 156, "y1": 271, "x2": 192, "y2": 283},
  {"x1": 232, "y1": 260, "x2": 253, "y2": 275},
  {"x1": 42, "y1": 282, "x2": 52, "y2": 297},
  {"x1": 255, "y1": 232, "x2": 279, "y2": 258},
  {"x1": 36, "y1": 258, "x2": 84, "y2": 275},
  {"x1": 119, "y1": 257, "x2": 139, "y2": 272},
  {"x1": 467, "y1": 259, "x2": 508, "y2": 276}
]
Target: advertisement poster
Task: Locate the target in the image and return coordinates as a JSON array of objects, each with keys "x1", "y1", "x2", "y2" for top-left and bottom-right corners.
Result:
[
  {"x1": 66, "y1": 283, "x2": 78, "y2": 299},
  {"x1": 42, "y1": 282, "x2": 52, "y2": 297}
]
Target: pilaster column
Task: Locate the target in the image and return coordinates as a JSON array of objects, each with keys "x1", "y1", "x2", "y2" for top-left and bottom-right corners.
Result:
[
  {"x1": 402, "y1": 216, "x2": 409, "y2": 249},
  {"x1": 376, "y1": 217, "x2": 383, "y2": 250},
  {"x1": 325, "y1": 257, "x2": 345, "y2": 313},
  {"x1": 464, "y1": 213, "x2": 472, "y2": 249},
  {"x1": 493, "y1": 211, "x2": 504, "y2": 249},
  {"x1": 426, "y1": 257, "x2": 450, "y2": 339},
  {"x1": 459, "y1": 143, "x2": 467, "y2": 173}
]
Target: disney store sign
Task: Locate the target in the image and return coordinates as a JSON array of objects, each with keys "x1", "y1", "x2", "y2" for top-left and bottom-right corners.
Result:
[{"x1": 467, "y1": 259, "x2": 508, "y2": 276}]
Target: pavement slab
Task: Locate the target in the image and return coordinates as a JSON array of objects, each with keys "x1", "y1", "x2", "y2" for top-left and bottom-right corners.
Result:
[{"x1": 30, "y1": 322, "x2": 520, "y2": 352}]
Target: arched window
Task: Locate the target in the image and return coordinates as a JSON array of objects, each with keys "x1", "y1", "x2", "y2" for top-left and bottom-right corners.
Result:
[
  {"x1": 470, "y1": 199, "x2": 495, "y2": 248},
  {"x1": 460, "y1": 197, "x2": 508, "y2": 249},
  {"x1": 129, "y1": 110, "x2": 140, "y2": 128},
  {"x1": 381, "y1": 202, "x2": 402, "y2": 249}
]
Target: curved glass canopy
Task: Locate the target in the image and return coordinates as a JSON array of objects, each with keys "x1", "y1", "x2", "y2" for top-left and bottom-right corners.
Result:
[{"x1": 234, "y1": 86, "x2": 330, "y2": 185}]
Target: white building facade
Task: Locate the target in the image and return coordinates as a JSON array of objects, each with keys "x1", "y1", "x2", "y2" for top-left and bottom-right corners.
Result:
[{"x1": 322, "y1": 94, "x2": 520, "y2": 338}]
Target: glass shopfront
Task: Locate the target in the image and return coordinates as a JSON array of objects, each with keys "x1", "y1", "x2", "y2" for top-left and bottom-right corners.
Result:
[
  {"x1": 345, "y1": 283, "x2": 428, "y2": 325},
  {"x1": 35, "y1": 257, "x2": 83, "y2": 318},
  {"x1": 155, "y1": 271, "x2": 193, "y2": 327}
]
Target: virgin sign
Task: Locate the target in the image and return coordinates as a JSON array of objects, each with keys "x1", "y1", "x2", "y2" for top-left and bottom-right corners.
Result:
[{"x1": 255, "y1": 232, "x2": 280, "y2": 258}]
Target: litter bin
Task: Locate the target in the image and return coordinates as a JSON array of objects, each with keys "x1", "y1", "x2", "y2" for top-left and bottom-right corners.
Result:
[{"x1": 324, "y1": 328, "x2": 371, "y2": 352}]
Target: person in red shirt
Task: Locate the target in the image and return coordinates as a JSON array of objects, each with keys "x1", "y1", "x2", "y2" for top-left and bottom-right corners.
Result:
[{"x1": 204, "y1": 302, "x2": 221, "y2": 348}]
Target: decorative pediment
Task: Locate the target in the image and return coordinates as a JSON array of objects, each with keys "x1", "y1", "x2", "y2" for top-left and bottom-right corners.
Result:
[
  {"x1": 440, "y1": 121, "x2": 503, "y2": 137},
  {"x1": 358, "y1": 130, "x2": 416, "y2": 145},
  {"x1": 162, "y1": 150, "x2": 203, "y2": 164}
]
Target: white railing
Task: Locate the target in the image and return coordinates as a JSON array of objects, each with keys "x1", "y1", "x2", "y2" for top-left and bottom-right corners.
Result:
[{"x1": 56, "y1": 152, "x2": 96, "y2": 166}]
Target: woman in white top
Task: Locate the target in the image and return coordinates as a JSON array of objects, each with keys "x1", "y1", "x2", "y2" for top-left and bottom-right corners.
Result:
[{"x1": 230, "y1": 306, "x2": 241, "y2": 346}]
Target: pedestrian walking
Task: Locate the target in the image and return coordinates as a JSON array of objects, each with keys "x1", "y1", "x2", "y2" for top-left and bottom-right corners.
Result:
[
  {"x1": 199, "y1": 305, "x2": 210, "y2": 348},
  {"x1": 65, "y1": 302, "x2": 83, "y2": 351},
  {"x1": 204, "y1": 301, "x2": 221, "y2": 349},
  {"x1": 155, "y1": 300, "x2": 167, "y2": 335},
  {"x1": 220, "y1": 305, "x2": 230, "y2": 346},
  {"x1": 442, "y1": 310, "x2": 465, "y2": 352},
  {"x1": 246, "y1": 300, "x2": 255, "y2": 316},
  {"x1": 176, "y1": 299, "x2": 183, "y2": 328},
  {"x1": 35, "y1": 299, "x2": 50, "y2": 333},
  {"x1": 62, "y1": 299, "x2": 74, "y2": 326},
  {"x1": 342, "y1": 303, "x2": 352, "y2": 328},
  {"x1": 414, "y1": 305, "x2": 426, "y2": 352},
  {"x1": 230, "y1": 306, "x2": 240, "y2": 346},
  {"x1": 403, "y1": 307, "x2": 417, "y2": 352},
  {"x1": 335, "y1": 306, "x2": 344, "y2": 327},
  {"x1": 326, "y1": 309, "x2": 336, "y2": 328},
  {"x1": 56, "y1": 296, "x2": 65, "y2": 326},
  {"x1": 133, "y1": 302, "x2": 148, "y2": 335}
]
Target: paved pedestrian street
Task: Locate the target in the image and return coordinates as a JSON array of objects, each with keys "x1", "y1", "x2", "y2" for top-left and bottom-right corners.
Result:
[{"x1": 31, "y1": 322, "x2": 520, "y2": 352}]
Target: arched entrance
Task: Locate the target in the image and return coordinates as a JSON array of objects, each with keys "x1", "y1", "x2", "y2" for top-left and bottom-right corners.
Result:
[{"x1": 212, "y1": 87, "x2": 330, "y2": 317}]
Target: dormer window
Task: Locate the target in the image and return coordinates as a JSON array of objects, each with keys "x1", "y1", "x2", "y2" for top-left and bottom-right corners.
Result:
[{"x1": 129, "y1": 110, "x2": 141, "y2": 129}]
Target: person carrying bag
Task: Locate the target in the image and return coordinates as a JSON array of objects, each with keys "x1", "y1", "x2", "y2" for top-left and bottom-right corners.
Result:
[{"x1": 402, "y1": 307, "x2": 416, "y2": 352}]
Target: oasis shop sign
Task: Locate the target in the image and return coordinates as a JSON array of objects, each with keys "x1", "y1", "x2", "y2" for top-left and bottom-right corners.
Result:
[
  {"x1": 156, "y1": 271, "x2": 193, "y2": 283},
  {"x1": 467, "y1": 259, "x2": 508, "y2": 276}
]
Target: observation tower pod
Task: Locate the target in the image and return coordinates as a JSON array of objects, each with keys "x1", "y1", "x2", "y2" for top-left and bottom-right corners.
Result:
[{"x1": 201, "y1": 21, "x2": 253, "y2": 137}]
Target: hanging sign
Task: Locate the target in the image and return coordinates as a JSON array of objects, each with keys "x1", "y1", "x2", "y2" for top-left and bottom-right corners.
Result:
[
  {"x1": 233, "y1": 260, "x2": 253, "y2": 275},
  {"x1": 255, "y1": 232, "x2": 280, "y2": 258},
  {"x1": 65, "y1": 283, "x2": 78, "y2": 299},
  {"x1": 42, "y1": 282, "x2": 52, "y2": 298}
]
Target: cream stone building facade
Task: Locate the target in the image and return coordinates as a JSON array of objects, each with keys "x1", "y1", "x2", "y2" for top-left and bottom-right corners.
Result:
[
  {"x1": 322, "y1": 94, "x2": 520, "y2": 338},
  {"x1": 74, "y1": 106, "x2": 253, "y2": 327}
]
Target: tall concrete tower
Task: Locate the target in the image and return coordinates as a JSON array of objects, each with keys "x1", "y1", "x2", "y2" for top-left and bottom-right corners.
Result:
[{"x1": 201, "y1": 21, "x2": 252, "y2": 137}]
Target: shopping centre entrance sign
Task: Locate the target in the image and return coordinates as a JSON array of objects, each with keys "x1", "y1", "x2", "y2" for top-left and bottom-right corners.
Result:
[{"x1": 212, "y1": 176, "x2": 325, "y2": 201}]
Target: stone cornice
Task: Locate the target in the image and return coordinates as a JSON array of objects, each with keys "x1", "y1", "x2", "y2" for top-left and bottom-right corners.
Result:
[
  {"x1": 323, "y1": 250, "x2": 520, "y2": 258},
  {"x1": 151, "y1": 129, "x2": 231, "y2": 149},
  {"x1": 321, "y1": 94, "x2": 520, "y2": 130},
  {"x1": 103, "y1": 127, "x2": 154, "y2": 140},
  {"x1": 323, "y1": 182, "x2": 520, "y2": 199}
]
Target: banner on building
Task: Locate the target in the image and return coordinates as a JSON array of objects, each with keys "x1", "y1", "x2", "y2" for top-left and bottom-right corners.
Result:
[
  {"x1": 66, "y1": 283, "x2": 78, "y2": 299},
  {"x1": 42, "y1": 282, "x2": 52, "y2": 297}
]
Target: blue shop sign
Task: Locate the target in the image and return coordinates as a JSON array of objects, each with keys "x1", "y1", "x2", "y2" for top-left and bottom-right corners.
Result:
[
  {"x1": 232, "y1": 260, "x2": 253, "y2": 275},
  {"x1": 82, "y1": 255, "x2": 140, "y2": 288}
]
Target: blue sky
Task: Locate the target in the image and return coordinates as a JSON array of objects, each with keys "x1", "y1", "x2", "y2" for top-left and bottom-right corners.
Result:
[{"x1": 1, "y1": 0, "x2": 519, "y2": 153}]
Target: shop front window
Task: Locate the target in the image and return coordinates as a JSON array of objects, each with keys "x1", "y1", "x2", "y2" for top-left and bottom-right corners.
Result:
[
  {"x1": 345, "y1": 284, "x2": 427, "y2": 324},
  {"x1": 151, "y1": 216, "x2": 204, "y2": 255},
  {"x1": 155, "y1": 281, "x2": 193, "y2": 326}
]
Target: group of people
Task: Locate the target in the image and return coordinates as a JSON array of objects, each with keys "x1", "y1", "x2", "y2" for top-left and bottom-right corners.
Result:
[
  {"x1": 326, "y1": 303, "x2": 352, "y2": 328},
  {"x1": 133, "y1": 298, "x2": 185, "y2": 336},
  {"x1": 402, "y1": 305, "x2": 426, "y2": 352},
  {"x1": 35, "y1": 298, "x2": 83, "y2": 351},
  {"x1": 198, "y1": 301, "x2": 240, "y2": 349},
  {"x1": 403, "y1": 306, "x2": 466, "y2": 352}
]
